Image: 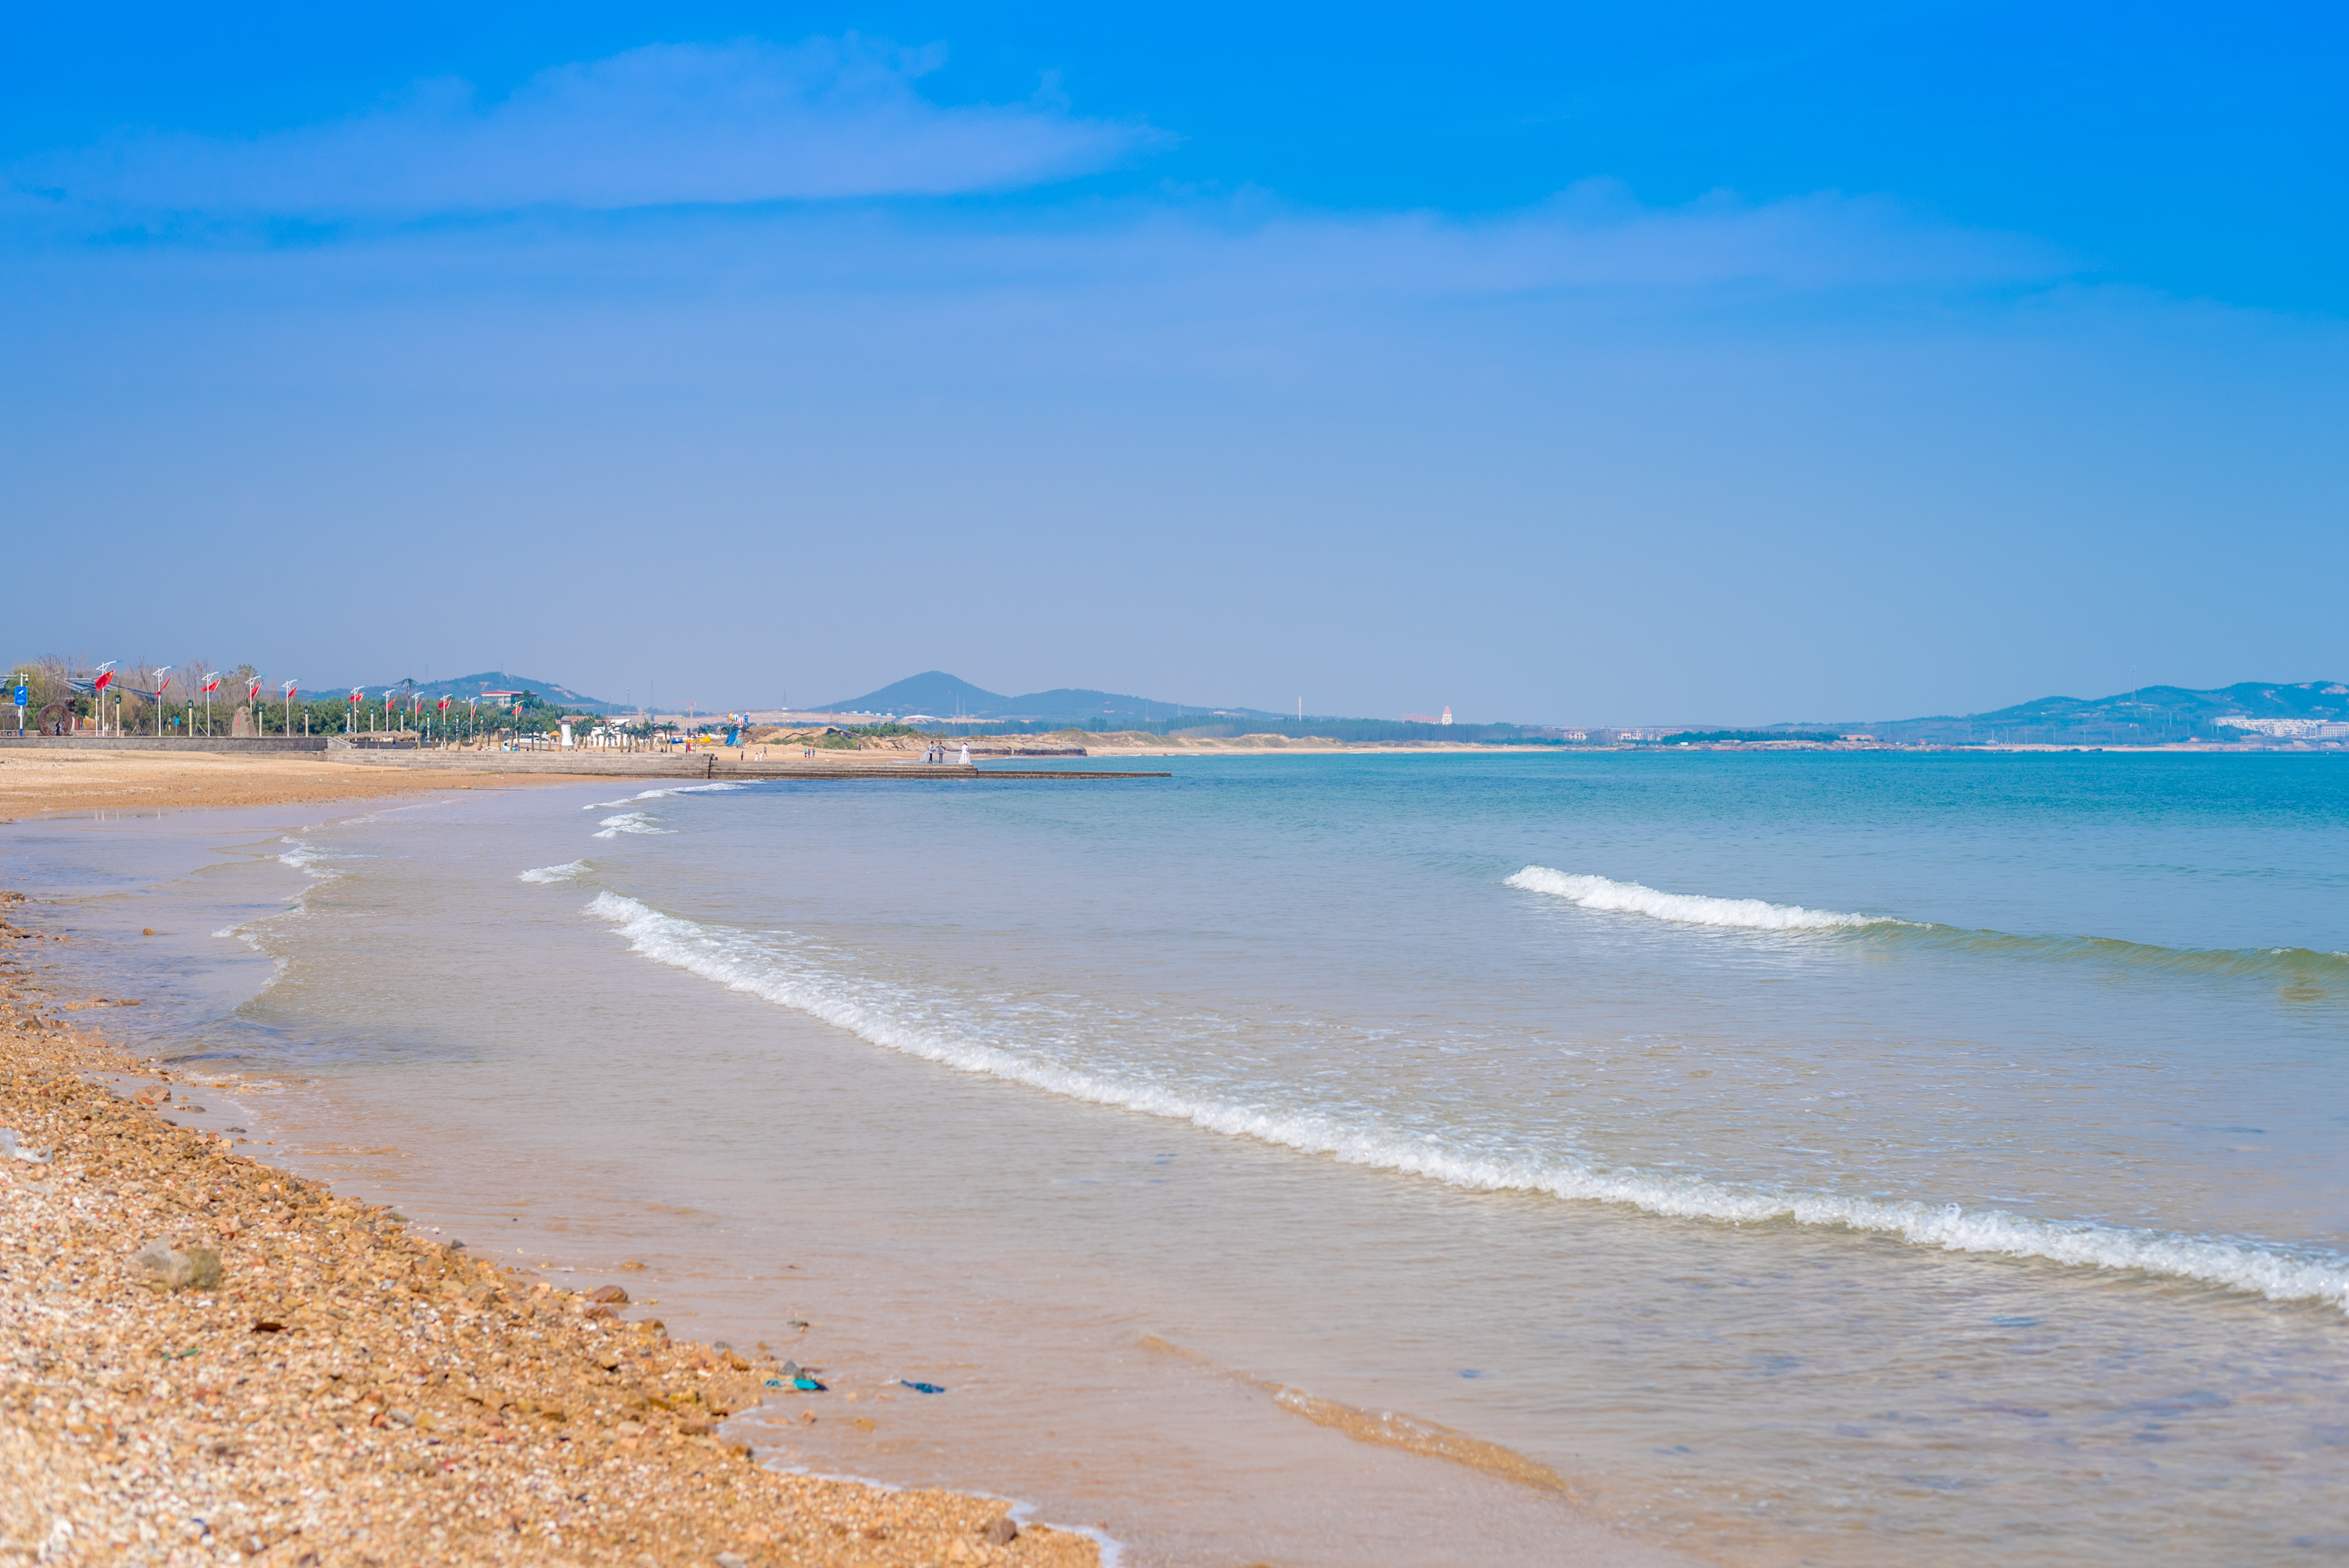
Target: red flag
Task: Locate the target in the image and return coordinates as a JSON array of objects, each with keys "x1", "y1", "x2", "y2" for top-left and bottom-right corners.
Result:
[
  {"x1": 93, "y1": 669, "x2": 114, "y2": 691},
  {"x1": 247, "y1": 679, "x2": 262, "y2": 701}
]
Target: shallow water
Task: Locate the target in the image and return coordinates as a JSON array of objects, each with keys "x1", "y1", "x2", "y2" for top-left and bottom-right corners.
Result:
[{"x1": 18, "y1": 752, "x2": 2349, "y2": 1566}]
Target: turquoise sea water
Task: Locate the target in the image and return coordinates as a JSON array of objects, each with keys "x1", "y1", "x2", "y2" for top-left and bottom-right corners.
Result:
[{"x1": 23, "y1": 751, "x2": 2349, "y2": 1566}]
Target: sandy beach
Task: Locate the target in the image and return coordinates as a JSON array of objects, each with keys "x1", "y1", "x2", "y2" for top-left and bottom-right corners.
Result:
[
  {"x1": 0, "y1": 759, "x2": 1104, "y2": 1567},
  {"x1": 0, "y1": 749, "x2": 601, "y2": 821},
  {"x1": 0, "y1": 940, "x2": 1095, "y2": 1566},
  {"x1": 0, "y1": 752, "x2": 1724, "y2": 1568}
]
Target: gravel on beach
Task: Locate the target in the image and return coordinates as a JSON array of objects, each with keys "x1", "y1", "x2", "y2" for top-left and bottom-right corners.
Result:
[{"x1": 0, "y1": 910, "x2": 1096, "y2": 1568}]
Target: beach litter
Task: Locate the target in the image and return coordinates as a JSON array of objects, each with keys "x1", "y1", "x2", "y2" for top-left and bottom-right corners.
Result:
[
  {"x1": 901, "y1": 1380, "x2": 948, "y2": 1394},
  {"x1": 0, "y1": 1127, "x2": 48, "y2": 1161},
  {"x1": 132, "y1": 1238, "x2": 222, "y2": 1292}
]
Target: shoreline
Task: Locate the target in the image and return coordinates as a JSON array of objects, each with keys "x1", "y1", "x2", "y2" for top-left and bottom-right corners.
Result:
[
  {"x1": 0, "y1": 766, "x2": 1108, "y2": 1566},
  {"x1": 0, "y1": 763, "x2": 1712, "y2": 1568},
  {"x1": 0, "y1": 908, "x2": 1099, "y2": 1567},
  {"x1": 1, "y1": 744, "x2": 2322, "y2": 830}
]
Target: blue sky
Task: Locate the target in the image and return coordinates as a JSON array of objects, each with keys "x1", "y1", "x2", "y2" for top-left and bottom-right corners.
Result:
[{"x1": 3, "y1": 2, "x2": 2341, "y2": 723}]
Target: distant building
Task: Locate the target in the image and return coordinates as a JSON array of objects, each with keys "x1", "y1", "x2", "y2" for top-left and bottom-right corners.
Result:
[
  {"x1": 2217, "y1": 716, "x2": 2349, "y2": 739},
  {"x1": 1441, "y1": 707, "x2": 1452, "y2": 726}
]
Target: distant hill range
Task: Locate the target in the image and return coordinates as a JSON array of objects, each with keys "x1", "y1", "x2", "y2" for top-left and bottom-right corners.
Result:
[
  {"x1": 821, "y1": 671, "x2": 1288, "y2": 726},
  {"x1": 329, "y1": 669, "x2": 2349, "y2": 742},
  {"x1": 1840, "y1": 679, "x2": 2349, "y2": 744},
  {"x1": 337, "y1": 672, "x2": 623, "y2": 715}
]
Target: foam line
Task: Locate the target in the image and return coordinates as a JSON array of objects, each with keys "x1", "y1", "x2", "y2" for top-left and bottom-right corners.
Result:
[
  {"x1": 591, "y1": 813, "x2": 671, "y2": 840},
  {"x1": 1506, "y1": 867, "x2": 1890, "y2": 929},
  {"x1": 1508, "y1": 867, "x2": 2349, "y2": 982},
  {"x1": 276, "y1": 842, "x2": 327, "y2": 873},
  {"x1": 519, "y1": 861, "x2": 589, "y2": 884},
  {"x1": 588, "y1": 892, "x2": 2349, "y2": 1313},
  {"x1": 584, "y1": 781, "x2": 751, "y2": 809}
]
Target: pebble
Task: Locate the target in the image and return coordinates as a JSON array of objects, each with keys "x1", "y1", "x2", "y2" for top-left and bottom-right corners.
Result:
[{"x1": 0, "y1": 919, "x2": 1096, "y2": 1568}]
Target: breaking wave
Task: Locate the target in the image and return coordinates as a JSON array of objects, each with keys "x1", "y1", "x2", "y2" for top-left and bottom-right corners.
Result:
[
  {"x1": 1508, "y1": 867, "x2": 2349, "y2": 985},
  {"x1": 519, "y1": 861, "x2": 588, "y2": 884},
  {"x1": 276, "y1": 841, "x2": 329, "y2": 874},
  {"x1": 591, "y1": 813, "x2": 671, "y2": 840},
  {"x1": 584, "y1": 781, "x2": 751, "y2": 809},
  {"x1": 1506, "y1": 868, "x2": 1892, "y2": 929},
  {"x1": 588, "y1": 891, "x2": 2349, "y2": 1312}
]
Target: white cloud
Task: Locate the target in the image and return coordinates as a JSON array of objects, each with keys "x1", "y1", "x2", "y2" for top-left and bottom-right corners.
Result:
[{"x1": 10, "y1": 38, "x2": 1159, "y2": 215}]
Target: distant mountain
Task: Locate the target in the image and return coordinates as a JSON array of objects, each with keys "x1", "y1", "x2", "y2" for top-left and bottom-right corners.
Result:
[
  {"x1": 822, "y1": 670, "x2": 1286, "y2": 725},
  {"x1": 1837, "y1": 679, "x2": 2349, "y2": 744},
  {"x1": 340, "y1": 671, "x2": 621, "y2": 715}
]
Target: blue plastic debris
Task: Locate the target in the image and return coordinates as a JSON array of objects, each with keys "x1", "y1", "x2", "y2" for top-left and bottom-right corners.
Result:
[
  {"x1": 899, "y1": 1380, "x2": 946, "y2": 1395},
  {"x1": 793, "y1": 1376, "x2": 825, "y2": 1391}
]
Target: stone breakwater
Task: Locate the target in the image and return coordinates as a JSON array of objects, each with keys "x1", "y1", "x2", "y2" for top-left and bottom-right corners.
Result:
[{"x1": 0, "y1": 909, "x2": 1096, "y2": 1567}]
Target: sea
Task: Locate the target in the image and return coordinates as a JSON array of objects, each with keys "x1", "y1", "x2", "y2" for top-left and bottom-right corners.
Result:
[{"x1": 16, "y1": 750, "x2": 2348, "y2": 1566}]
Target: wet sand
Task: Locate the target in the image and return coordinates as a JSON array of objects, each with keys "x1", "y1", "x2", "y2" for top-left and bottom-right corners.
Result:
[{"x1": 0, "y1": 904, "x2": 1096, "y2": 1567}]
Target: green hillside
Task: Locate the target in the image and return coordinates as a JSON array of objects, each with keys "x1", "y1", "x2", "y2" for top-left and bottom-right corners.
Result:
[{"x1": 1845, "y1": 680, "x2": 2348, "y2": 744}]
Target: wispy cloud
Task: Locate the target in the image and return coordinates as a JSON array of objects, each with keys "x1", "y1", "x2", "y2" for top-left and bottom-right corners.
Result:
[
  {"x1": 989, "y1": 182, "x2": 2065, "y2": 302},
  {"x1": 9, "y1": 38, "x2": 1160, "y2": 218}
]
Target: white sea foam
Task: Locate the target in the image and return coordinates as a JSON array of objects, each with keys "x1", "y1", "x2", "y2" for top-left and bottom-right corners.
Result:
[
  {"x1": 583, "y1": 781, "x2": 751, "y2": 809},
  {"x1": 588, "y1": 892, "x2": 2348, "y2": 1312},
  {"x1": 519, "y1": 861, "x2": 589, "y2": 884},
  {"x1": 590, "y1": 813, "x2": 671, "y2": 840},
  {"x1": 1506, "y1": 867, "x2": 1893, "y2": 930},
  {"x1": 275, "y1": 840, "x2": 340, "y2": 879}
]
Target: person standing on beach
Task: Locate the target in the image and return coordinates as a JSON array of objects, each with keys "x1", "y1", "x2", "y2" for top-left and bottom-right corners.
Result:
[{"x1": 959, "y1": 742, "x2": 971, "y2": 764}]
